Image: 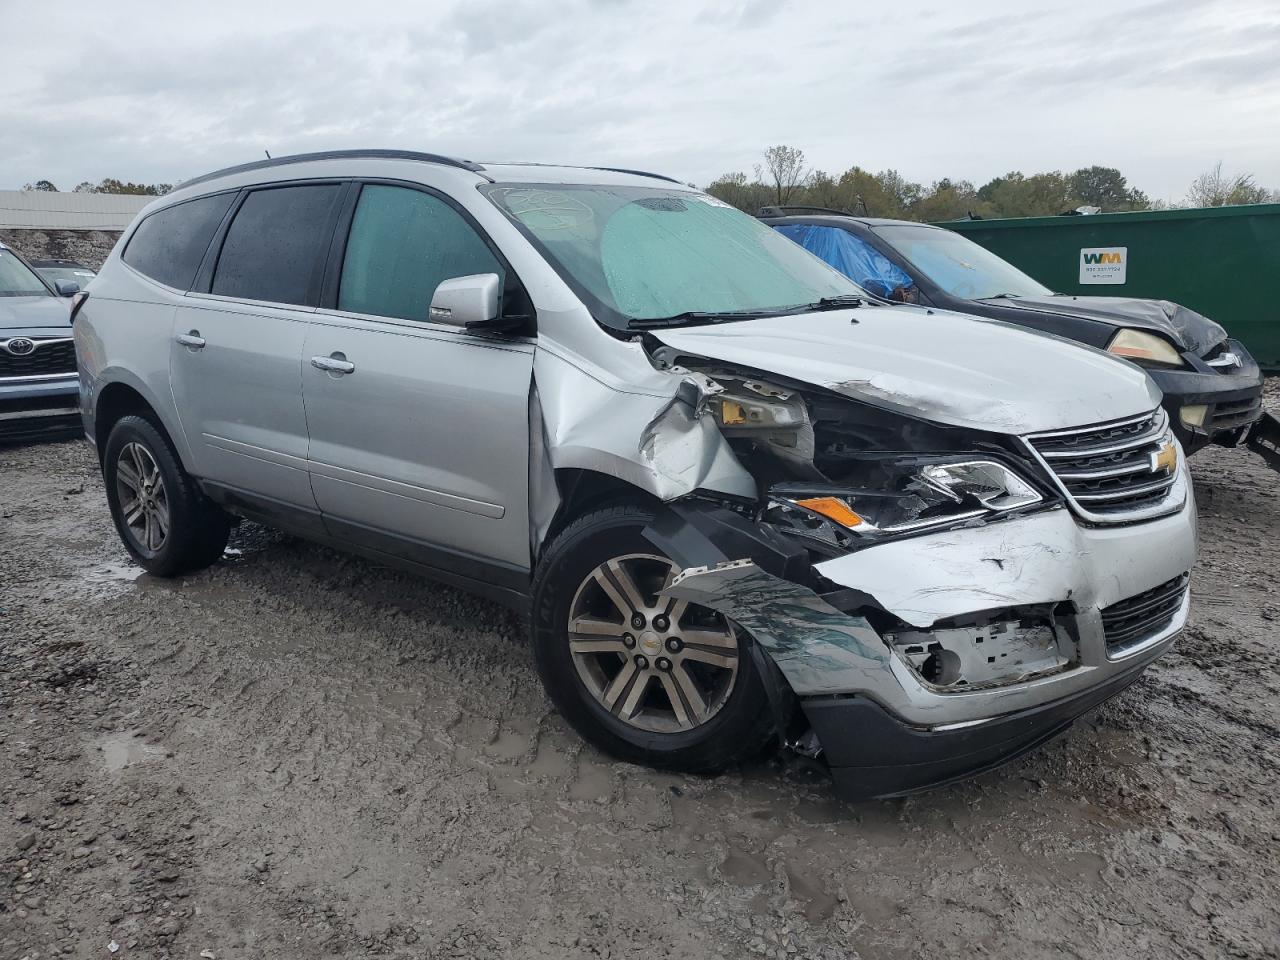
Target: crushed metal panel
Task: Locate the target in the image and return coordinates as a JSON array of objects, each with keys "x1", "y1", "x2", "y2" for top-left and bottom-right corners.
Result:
[
  {"x1": 886, "y1": 615, "x2": 1072, "y2": 690},
  {"x1": 812, "y1": 510, "x2": 1080, "y2": 629},
  {"x1": 527, "y1": 382, "x2": 560, "y2": 559},
  {"x1": 532, "y1": 347, "x2": 756, "y2": 503},
  {"x1": 663, "y1": 559, "x2": 891, "y2": 696}
]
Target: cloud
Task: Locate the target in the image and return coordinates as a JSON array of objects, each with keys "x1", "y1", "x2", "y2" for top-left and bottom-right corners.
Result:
[{"x1": 0, "y1": 0, "x2": 1277, "y2": 200}]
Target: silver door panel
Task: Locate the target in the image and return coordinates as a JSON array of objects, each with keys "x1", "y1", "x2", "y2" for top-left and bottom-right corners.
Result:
[
  {"x1": 303, "y1": 315, "x2": 534, "y2": 568},
  {"x1": 170, "y1": 298, "x2": 314, "y2": 507}
]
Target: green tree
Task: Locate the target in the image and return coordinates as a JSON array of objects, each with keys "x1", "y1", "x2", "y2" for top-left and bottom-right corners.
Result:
[
  {"x1": 1186, "y1": 162, "x2": 1274, "y2": 207},
  {"x1": 22, "y1": 180, "x2": 59, "y2": 192},
  {"x1": 72, "y1": 178, "x2": 173, "y2": 196},
  {"x1": 705, "y1": 171, "x2": 771, "y2": 213},
  {"x1": 803, "y1": 170, "x2": 845, "y2": 210},
  {"x1": 1068, "y1": 166, "x2": 1148, "y2": 211},
  {"x1": 910, "y1": 179, "x2": 993, "y2": 222},
  {"x1": 830, "y1": 167, "x2": 917, "y2": 218},
  {"x1": 977, "y1": 171, "x2": 1074, "y2": 217},
  {"x1": 757, "y1": 145, "x2": 810, "y2": 206}
]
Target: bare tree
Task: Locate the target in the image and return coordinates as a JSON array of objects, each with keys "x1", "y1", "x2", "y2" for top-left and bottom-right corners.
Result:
[
  {"x1": 757, "y1": 145, "x2": 810, "y2": 206},
  {"x1": 1187, "y1": 162, "x2": 1271, "y2": 207}
]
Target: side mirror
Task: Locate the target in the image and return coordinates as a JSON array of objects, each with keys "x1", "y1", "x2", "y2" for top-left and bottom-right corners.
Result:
[
  {"x1": 429, "y1": 273, "x2": 500, "y2": 328},
  {"x1": 54, "y1": 279, "x2": 80, "y2": 297}
]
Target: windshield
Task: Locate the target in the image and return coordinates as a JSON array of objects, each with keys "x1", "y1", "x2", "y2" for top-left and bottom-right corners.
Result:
[
  {"x1": 483, "y1": 184, "x2": 865, "y2": 329},
  {"x1": 0, "y1": 248, "x2": 51, "y2": 298},
  {"x1": 872, "y1": 224, "x2": 1052, "y2": 300},
  {"x1": 36, "y1": 265, "x2": 95, "y2": 286}
]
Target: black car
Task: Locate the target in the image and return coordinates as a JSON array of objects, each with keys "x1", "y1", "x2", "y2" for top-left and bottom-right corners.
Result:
[
  {"x1": 761, "y1": 207, "x2": 1266, "y2": 453},
  {"x1": 30, "y1": 258, "x2": 95, "y2": 295}
]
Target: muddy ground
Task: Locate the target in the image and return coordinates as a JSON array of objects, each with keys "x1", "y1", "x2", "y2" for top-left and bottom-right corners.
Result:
[{"x1": 2, "y1": 401, "x2": 1278, "y2": 960}]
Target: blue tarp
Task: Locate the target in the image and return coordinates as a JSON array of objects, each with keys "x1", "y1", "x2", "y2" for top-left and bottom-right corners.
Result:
[{"x1": 772, "y1": 224, "x2": 914, "y2": 298}]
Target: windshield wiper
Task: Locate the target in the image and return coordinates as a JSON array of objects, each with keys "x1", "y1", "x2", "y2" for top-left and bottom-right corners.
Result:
[
  {"x1": 629, "y1": 309, "x2": 781, "y2": 329},
  {"x1": 981, "y1": 293, "x2": 1022, "y2": 300},
  {"x1": 629, "y1": 295, "x2": 864, "y2": 329},
  {"x1": 803, "y1": 294, "x2": 864, "y2": 310}
]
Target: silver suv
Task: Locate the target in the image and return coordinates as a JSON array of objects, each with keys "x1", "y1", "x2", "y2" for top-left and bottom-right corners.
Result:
[{"x1": 76, "y1": 151, "x2": 1197, "y2": 800}]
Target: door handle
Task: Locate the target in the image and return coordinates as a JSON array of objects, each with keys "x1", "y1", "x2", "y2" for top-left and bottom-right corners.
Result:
[
  {"x1": 176, "y1": 331, "x2": 206, "y2": 349},
  {"x1": 311, "y1": 353, "x2": 355, "y2": 375}
]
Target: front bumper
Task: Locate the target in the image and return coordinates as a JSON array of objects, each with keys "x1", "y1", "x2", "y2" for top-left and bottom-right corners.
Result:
[
  {"x1": 659, "y1": 467, "x2": 1196, "y2": 800},
  {"x1": 0, "y1": 375, "x2": 80, "y2": 443},
  {"x1": 1149, "y1": 339, "x2": 1263, "y2": 451},
  {"x1": 804, "y1": 652, "x2": 1155, "y2": 800}
]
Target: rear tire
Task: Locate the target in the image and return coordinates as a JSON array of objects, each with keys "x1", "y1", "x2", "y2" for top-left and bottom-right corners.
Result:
[
  {"x1": 103, "y1": 415, "x2": 230, "y2": 577},
  {"x1": 531, "y1": 503, "x2": 777, "y2": 774}
]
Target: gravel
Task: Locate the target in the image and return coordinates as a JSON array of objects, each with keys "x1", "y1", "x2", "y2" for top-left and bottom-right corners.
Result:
[{"x1": 2, "y1": 393, "x2": 1278, "y2": 959}]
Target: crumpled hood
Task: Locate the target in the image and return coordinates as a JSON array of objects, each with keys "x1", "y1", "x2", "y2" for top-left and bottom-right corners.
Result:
[
  {"x1": 990, "y1": 294, "x2": 1226, "y2": 356},
  {"x1": 0, "y1": 295, "x2": 71, "y2": 331},
  {"x1": 650, "y1": 305, "x2": 1161, "y2": 435}
]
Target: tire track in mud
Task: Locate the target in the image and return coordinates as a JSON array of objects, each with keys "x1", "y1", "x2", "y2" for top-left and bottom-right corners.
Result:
[{"x1": 3, "y1": 418, "x2": 1280, "y2": 960}]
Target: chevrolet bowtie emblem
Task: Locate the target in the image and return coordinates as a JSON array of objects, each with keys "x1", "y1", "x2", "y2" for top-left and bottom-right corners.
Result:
[{"x1": 1150, "y1": 438, "x2": 1178, "y2": 474}]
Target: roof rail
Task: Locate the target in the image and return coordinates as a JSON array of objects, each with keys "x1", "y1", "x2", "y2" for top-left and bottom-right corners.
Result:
[
  {"x1": 757, "y1": 204, "x2": 855, "y2": 218},
  {"x1": 588, "y1": 166, "x2": 684, "y2": 185},
  {"x1": 175, "y1": 150, "x2": 488, "y2": 191}
]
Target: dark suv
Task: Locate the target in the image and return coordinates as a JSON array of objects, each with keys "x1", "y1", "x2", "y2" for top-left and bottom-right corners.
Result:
[
  {"x1": 761, "y1": 207, "x2": 1266, "y2": 453},
  {"x1": 0, "y1": 241, "x2": 80, "y2": 442}
]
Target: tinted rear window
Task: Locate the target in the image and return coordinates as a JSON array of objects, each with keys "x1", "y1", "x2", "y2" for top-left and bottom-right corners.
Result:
[
  {"x1": 123, "y1": 193, "x2": 235, "y2": 290},
  {"x1": 211, "y1": 185, "x2": 344, "y2": 306}
]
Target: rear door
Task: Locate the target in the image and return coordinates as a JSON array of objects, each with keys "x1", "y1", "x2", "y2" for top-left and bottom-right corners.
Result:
[
  {"x1": 301, "y1": 181, "x2": 535, "y2": 587},
  {"x1": 170, "y1": 183, "x2": 346, "y2": 511}
]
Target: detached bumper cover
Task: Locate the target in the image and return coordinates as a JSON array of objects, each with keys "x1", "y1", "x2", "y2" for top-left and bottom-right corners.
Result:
[
  {"x1": 1246, "y1": 411, "x2": 1280, "y2": 472},
  {"x1": 657, "y1": 469, "x2": 1196, "y2": 800},
  {"x1": 804, "y1": 655, "x2": 1153, "y2": 801}
]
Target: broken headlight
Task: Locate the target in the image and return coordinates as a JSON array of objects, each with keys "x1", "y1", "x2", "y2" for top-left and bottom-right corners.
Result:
[{"x1": 766, "y1": 458, "x2": 1042, "y2": 550}]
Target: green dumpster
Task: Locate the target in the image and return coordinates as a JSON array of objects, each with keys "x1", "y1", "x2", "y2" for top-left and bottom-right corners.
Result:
[{"x1": 940, "y1": 203, "x2": 1280, "y2": 370}]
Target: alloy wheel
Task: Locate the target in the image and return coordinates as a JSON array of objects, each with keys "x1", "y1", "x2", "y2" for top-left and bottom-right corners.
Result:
[
  {"x1": 115, "y1": 441, "x2": 170, "y2": 554},
  {"x1": 568, "y1": 553, "x2": 739, "y2": 733}
]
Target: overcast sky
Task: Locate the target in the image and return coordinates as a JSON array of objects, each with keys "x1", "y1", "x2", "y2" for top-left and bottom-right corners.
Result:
[{"x1": 2, "y1": 0, "x2": 1277, "y2": 200}]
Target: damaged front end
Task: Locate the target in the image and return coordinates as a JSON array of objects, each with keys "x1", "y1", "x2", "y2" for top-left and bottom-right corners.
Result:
[{"x1": 534, "y1": 335, "x2": 1195, "y2": 801}]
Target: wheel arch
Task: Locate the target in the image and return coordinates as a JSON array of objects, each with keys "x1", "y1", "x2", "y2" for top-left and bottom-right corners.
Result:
[
  {"x1": 92, "y1": 374, "x2": 192, "y2": 470},
  {"x1": 540, "y1": 468, "x2": 660, "y2": 554}
]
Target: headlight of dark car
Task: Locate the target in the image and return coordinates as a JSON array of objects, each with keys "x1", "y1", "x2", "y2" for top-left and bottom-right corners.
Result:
[
  {"x1": 1106, "y1": 329, "x2": 1186, "y2": 368},
  {"x1": 765, "y1": 457, "x2": 1043, "y2": 551}
]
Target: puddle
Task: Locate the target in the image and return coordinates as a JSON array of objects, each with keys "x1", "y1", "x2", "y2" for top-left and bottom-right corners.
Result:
[
  {"x1": 84, "y1": 563, "x2": 144, "y2": 586},
  {"x1": 567, "y1": 759, "x2": 613, "y2": 801},
  {"x1": 483, "y1": 729, "x2": 531, "y2": 761},
  {"x1": 95, "y1": 730, "x2": 166, "y2": 772}
]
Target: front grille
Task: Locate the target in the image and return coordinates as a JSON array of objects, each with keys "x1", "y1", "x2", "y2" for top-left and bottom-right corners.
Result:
[
  {"x1": 1210, "y1": 395, "x2": 1263, "y2": 432},
  {"x1": 1026, "y1": 409, "x2": 1179, "y2": 522},
  {"x1": 0, "y1": 338, "x2": 76, "y2": 378},
  {"x1": 1101, "y1": 573, "x2": 1189, "y2": 654}
]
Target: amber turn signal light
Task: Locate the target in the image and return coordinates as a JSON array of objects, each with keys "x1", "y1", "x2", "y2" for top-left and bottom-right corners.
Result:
[{"x1": 794, "y1": 497, "x2": 864, "y2": 528}]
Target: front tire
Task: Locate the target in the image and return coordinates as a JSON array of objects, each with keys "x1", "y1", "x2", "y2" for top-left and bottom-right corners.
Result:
[
  {"x1": 103, "y1": 415, "x2": 230, "y2": 577},
  {"x1": 531, "y1": 504, "x2": 777, "y2": 774}
]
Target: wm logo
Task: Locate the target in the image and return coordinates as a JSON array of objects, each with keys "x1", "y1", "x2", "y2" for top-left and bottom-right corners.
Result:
[{"x1": 1083, "y1": 252, "x2": 1124, "y2": 264}]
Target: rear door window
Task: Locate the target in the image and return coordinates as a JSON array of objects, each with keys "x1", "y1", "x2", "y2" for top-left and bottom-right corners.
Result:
[
  {"x1": 337, "y1": 184, "x2": 504, "y2": 322},
  {"x1": 211, "y1": 185, "x2": 344, "y2": 306},
  {"x1": 123, "y1": 193, "x2": 235, "y2": 291}
]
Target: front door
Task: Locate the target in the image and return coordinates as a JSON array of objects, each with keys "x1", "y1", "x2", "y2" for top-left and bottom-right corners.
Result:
[{"x1": 302, "y1": 183, "x2": 535, "y2": 586}]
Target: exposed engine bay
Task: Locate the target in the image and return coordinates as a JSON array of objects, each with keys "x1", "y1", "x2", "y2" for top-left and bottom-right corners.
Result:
[{"x1": 628, "y1": 341, "x2": 1086, "y2": 696}]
